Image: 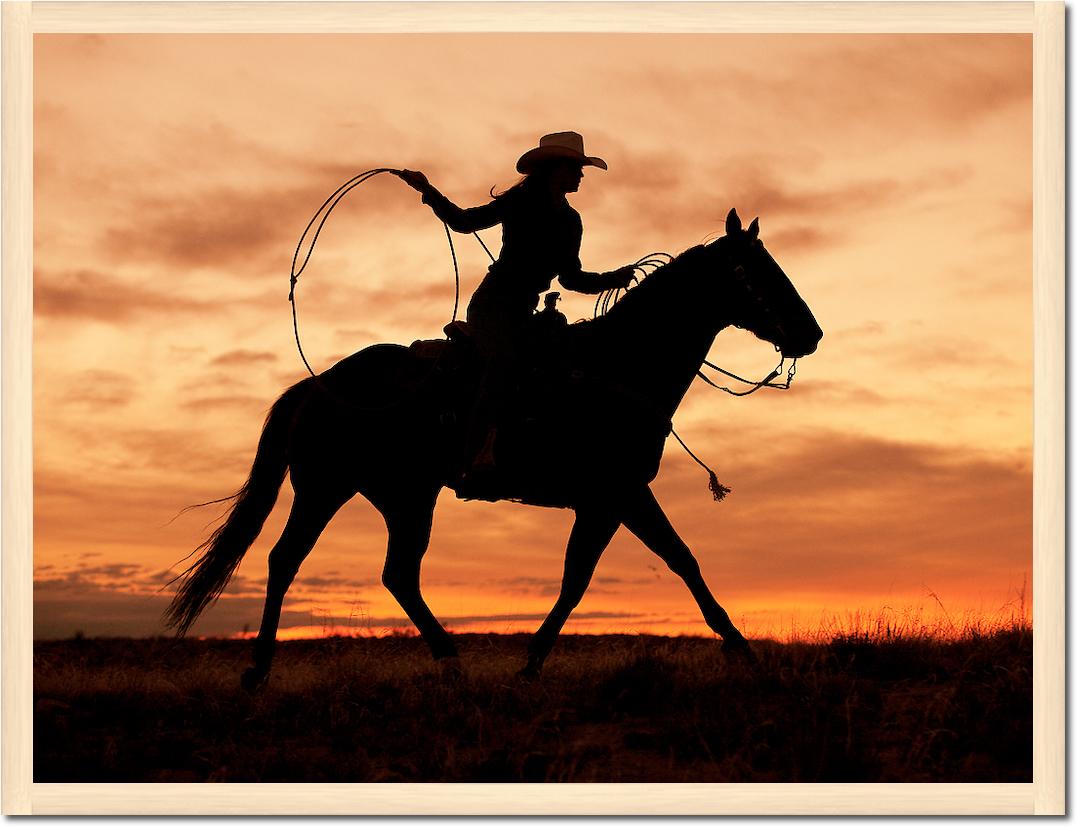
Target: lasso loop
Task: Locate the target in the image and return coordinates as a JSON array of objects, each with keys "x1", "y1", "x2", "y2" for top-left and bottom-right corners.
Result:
[{"x1": 289, "y1": 167, "x2": 492, "y2": 379}]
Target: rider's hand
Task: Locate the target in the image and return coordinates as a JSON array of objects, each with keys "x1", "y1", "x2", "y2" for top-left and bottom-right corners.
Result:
[
  {"x1": 395, "y1": 169, "x2": 430, "y2": 193},
  {"x1": 608, "y1": 266, "x2": 637, "y2": 289}
]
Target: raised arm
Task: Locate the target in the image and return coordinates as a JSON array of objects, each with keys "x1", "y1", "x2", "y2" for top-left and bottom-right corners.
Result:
[{"x1": 395, "y1": 169, "x2": 503, "y2": 234}]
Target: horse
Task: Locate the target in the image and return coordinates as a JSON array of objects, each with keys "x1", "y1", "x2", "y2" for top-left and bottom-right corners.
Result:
[{"x1": 165, "y1": 209, "x2": 823, "y2": 689}]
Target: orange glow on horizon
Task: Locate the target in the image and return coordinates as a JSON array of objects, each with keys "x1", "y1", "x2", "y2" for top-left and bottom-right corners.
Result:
[{"x1": 232, "y1": 595, "x2": 1031, "y2": 645}]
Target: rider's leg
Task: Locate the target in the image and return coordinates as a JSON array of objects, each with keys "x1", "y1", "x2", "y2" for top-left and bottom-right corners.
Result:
[{"x1": 458, "y1": 298, "x2": 519, "y2": 489}]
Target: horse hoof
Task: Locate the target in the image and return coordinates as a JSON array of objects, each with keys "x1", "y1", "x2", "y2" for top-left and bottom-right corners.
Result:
[{"x1": 240, "y1": 667, "x2": 268, "y2": 694}]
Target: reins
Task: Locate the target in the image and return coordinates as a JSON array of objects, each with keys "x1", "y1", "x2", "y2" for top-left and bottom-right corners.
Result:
[{"x1": 698, "y1": 354, "x2": 797, "y2": 396}]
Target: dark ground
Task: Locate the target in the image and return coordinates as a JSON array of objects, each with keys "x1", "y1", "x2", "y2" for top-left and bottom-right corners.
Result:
[{"x1": 34, "y1": 630, "x2": 1031, "y2": 782}]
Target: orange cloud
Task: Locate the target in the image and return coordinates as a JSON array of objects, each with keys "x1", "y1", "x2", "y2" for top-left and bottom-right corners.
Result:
[
  {"x1": 210, "y1": 349, "x2": 279, "y2": 367},
  {"x1": 34, "y1": 268, "x2": 215, "y2": 321},
  {"x1": 56, "y1": 369, "x2": 137, "y2": 409},
  {"x1": 33, "y1": 424, "x2": 1029, "y2": 639}
]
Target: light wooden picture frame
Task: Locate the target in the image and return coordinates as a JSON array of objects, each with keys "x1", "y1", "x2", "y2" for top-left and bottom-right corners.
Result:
[{"x1": 2, "y1": 0, "x2": 1064, "y2": 815}]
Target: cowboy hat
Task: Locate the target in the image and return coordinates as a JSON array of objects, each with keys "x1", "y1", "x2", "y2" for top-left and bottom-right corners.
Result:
[{"x1": 516, "y1": 131, "x2": 608, "y2": 174}]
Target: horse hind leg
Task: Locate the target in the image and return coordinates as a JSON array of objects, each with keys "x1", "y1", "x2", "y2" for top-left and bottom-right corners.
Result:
[
  {"x1": 378, "y1": 488, "x2": 458, "y2": 662},
  {"x1": 242, "y1": 491, "x2": 346, "y2": 692}
]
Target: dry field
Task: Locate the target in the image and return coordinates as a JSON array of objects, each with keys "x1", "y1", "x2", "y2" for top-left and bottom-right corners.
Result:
[{"x1": 34, "y1": 628, "x2": 1030, "y2": 782}]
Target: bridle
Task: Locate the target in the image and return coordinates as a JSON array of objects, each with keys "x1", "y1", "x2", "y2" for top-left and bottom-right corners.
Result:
[
  {"x1": 696, "y1": 261, "x2": 797, "y2": 396},
  {"x1": 590, "y1": 239, "x2": 802, "y2": 500},
  {"x1": 698, "y1": 352, "x2": 796, "y2": 396},
  {"x1": 595, "y1": 243, "x2": 798, "y2": 397}
]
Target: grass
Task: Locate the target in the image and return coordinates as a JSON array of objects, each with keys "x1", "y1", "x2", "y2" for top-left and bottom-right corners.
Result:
[{"x1": 34, "y1": 626, "x2": 1031, "y2": 782}]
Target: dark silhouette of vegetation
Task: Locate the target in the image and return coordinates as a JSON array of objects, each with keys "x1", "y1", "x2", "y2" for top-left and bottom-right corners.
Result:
[{"x1": 34, "y1": 626, "x2": 1029, "y2": 782}]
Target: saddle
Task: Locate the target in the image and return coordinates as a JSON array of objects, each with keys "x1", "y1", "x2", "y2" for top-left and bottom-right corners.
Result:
[
  {"x1": 405, "y1": 298, "x2": 583, "y2": 502},
  {"x1": 408, "y1": 293, "x2": 571, "y2": 371}
]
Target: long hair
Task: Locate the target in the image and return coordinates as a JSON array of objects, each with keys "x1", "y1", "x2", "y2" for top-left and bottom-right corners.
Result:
[
  {"x1": 491, "y1": 173, "x2": 531, "y2": 200},
  {"x1": 490, "y1": 159, "x2": 561, "y2": 200}
]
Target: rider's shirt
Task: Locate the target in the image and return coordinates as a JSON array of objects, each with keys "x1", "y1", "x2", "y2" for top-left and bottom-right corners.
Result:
[{"x1": 421, "y1": 185, "x2": 621, "y2": 320}]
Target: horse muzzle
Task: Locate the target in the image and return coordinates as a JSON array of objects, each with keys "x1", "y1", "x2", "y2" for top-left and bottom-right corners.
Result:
[{"x1": 781, "y1": 327, "x2": 822, "y2": 359}]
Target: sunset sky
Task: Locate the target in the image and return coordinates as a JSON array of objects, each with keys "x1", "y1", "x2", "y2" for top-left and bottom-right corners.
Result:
[{"x1": 33, "y1": 33, "x2": 1032, "y2": 640}]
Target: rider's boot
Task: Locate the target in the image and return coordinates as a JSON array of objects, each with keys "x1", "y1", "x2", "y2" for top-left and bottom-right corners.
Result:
[{"x1": 455, "y1": 430, "x2": 500, "y2": 501}]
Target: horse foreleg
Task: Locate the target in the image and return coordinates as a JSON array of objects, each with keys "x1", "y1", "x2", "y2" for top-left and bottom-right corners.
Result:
[
  {"x1": 242, "y1": 494, "x2": 342, "y2": 692},
  {"x1": 621, "y1": 486, "x2": 751, "y2": 656},
  {"x1": 380, "y1": 489, "x2": 458, "y2": 661},
  {"x1": 522, "y1": 507, "x2": 621, "y2": 678}
]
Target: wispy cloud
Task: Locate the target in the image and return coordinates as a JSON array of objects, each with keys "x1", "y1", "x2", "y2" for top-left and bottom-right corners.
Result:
[
  {"x1": 210, "y1": 350, "x2": 278, "y2": 367},
  {"x1": 99, "y1": 173, "x2": 421, "y2": 273},
  {"x1": 181, "y1": 395, "x2": 270, "y2": 414},
  {"x1": 615, "y1": 35, "x2": 1030, "y2": 136},
  {"x1": 34, "y1": 268, "x2": 215, "y2": 321},
  {"x1": 56, "y1": 369, "x2": 138, "y2": 409},
  {"x1": 645, "y1": 428, "x2": 1030, "y2": 599},
  {"x1": 33, "y1": 568, "x2": 647, "y2": 639},
  {"x1": 33, "y1": 423, "x2": 1030, "y2": 639}
]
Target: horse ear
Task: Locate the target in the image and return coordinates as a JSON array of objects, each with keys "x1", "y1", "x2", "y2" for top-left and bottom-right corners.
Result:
[
  {"x1": 747, "y1": 217, "x2": 760, "y2": 239},
  {"x1": 726, "y1": 209, "x2": 742, "y2": 234}
]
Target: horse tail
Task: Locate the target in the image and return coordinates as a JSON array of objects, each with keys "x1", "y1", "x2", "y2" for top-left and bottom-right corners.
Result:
[{"x1": 164, "y1": 379, "x2": 313, "y2": 635}]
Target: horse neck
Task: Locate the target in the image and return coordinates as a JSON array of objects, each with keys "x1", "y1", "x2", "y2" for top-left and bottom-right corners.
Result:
[{"x1": 594, "y1": 249, "x2": 730, "y2": 420}]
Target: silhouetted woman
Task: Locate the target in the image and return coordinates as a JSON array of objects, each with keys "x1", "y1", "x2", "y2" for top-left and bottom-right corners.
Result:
[{"x1": 396, "y1": 131, "x2": 635, "y2": 498}]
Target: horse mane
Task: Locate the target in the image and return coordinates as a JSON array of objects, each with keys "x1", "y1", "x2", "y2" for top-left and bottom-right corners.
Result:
[{"x1": 572, "y1": 243, "x2": 710, "y2": 333}]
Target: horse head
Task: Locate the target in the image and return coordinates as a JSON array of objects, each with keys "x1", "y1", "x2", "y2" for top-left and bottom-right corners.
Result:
[{"x1": 709, "y1": 209, "x2": 823, "y2": 359}]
